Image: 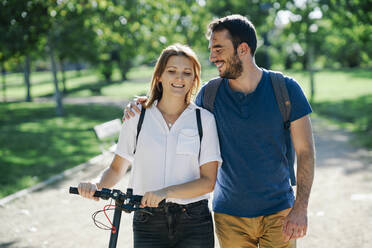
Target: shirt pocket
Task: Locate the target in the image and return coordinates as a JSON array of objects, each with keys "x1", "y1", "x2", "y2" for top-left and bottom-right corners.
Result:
[{"x1": 176, "y1": 129, "x2": 200, "y2": 157}]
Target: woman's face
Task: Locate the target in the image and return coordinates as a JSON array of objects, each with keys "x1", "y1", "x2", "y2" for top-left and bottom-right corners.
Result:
[{"x1": 159, "y1": 55, "x2": 195, "y2": 100}]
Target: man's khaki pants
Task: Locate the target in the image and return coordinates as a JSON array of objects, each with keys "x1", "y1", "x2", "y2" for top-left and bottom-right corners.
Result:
[{"x1": 214, "y1": 208, "x2": 296, "y2": 248}]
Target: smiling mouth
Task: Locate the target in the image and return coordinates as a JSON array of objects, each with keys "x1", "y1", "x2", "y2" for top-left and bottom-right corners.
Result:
[
  {"x1": 215, "y1": 61, "x2": 224, "y2": 69},
  {"x1": 171, "y1": 83, "x2": 185, "y2": 88}
]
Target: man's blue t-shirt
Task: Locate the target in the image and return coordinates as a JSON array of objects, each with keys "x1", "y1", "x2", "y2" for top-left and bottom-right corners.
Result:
[{"x1": 195, "y1": 69, "x2": 312, "y2": 217}]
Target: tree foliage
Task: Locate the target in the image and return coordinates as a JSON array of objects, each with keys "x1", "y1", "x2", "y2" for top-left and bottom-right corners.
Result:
[{"x1": 1, "y1": 0, "x2": 371, "y2": 105}]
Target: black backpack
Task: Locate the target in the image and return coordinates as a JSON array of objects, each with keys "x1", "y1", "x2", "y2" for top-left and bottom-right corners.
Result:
[{"x1": 202, "y1": 70, "x2": 296, "y2": 186}]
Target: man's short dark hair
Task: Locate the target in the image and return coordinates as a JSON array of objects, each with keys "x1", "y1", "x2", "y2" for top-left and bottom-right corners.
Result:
[{"x1": 207, "y1": 14, "x2": 257, "y2": 56}]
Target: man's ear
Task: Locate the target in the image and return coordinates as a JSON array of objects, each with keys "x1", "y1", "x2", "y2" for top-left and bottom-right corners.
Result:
[{"x1": 237, "y1": 42, "x2": 251, "y2": 56}]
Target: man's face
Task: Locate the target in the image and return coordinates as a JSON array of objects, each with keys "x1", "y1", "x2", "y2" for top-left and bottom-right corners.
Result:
[{"x1": 209, "y1": 30, "x2": 243, "y2": 79}]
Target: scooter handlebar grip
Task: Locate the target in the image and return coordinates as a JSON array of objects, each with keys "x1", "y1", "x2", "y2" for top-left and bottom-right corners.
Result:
[
  {"x1": 69, "y1": 187, "x2": 79, "y2": 195},
  {"x1": 69, "y1": 187, "x2": 102, "y2": 197}
]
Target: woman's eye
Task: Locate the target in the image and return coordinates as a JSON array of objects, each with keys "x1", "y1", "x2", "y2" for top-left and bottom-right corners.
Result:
[
  {"x1": 168, "y1": 70, "x2": 175, "y2": 73},
  {"x1": 184, "y1": 72, "x2": 192, "y2": 76}
]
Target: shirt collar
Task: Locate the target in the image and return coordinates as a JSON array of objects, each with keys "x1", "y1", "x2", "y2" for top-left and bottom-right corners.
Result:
[
  {"x1": 224, "y1": 71, "x2": 267, "y2": 100},
  {"x1": 153, "y1": 99, "x2": 196, "y2": 111}
]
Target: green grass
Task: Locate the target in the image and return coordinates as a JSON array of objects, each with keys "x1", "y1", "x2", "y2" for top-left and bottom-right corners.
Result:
[
  {"x1": 284, "y1": 69, "x2": 372, "y2": 102},
  {"x1": 3, "y1": 66, "x2": 370, "y2": 102},
  {"x1": 284, "y1": 69, "x2": 372, "y2": 147},
  {"x1": 0, "y1": 102, "x2": 122, "y2": 197},
  {"x1": 312, "y1": 94, "x2": 372, "y2": 147},
  {"x1": 1, "y1": 68, "x2": 124, "y2": 99},
  {"x1": 0, "y1": 65, "x2": 219, "y2": 101}
]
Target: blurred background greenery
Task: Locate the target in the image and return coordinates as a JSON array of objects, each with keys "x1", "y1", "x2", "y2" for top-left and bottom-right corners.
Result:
[{"x1": 0, "y1": 0, "x2": 371, "y2": 197}]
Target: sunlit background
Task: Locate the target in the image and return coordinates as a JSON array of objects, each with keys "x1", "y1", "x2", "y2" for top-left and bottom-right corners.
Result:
[{"x1": 0, "y1": 1, "x2": 371, "y2": 247}]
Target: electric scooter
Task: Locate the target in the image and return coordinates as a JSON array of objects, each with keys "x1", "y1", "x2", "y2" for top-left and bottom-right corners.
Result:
[{"x1": 69, "y1": 187, "x2": 142, "y2": 248}]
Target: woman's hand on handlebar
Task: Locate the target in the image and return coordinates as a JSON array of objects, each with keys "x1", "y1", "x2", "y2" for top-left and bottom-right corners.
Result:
[
  {"x1": 140, "y1": 189, "x2": 167, "y2": 208},
  {"x1": 78, "y1": 182, "x2": 99, "y2": 201}
]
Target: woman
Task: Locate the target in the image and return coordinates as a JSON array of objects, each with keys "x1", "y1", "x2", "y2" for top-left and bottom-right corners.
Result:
[{"x1": 78, "y1": 44, "x2": 222, "y2": 248}]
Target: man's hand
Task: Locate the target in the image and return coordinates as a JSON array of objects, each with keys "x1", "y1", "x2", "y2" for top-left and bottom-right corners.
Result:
[
  {"x1": 140, "y1": 189, "x2": 167, "y2": 208},
  {"x1": 122, "y1": 96, "x2": 147, "y2": 121},
  {"x1": 282, "y1": 206, "x2": 308, "y2": 241}
]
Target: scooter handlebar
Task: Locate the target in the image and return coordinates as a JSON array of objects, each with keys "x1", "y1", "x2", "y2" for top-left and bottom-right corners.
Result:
[{"x1": 69, "y1": 186, "x2": 102, "y2": 197}]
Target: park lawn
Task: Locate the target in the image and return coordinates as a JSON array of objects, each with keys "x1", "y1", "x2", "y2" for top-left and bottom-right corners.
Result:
[
  {"x1": 5, "y1": 69, "x2": 91, "y2": 87},
  {"x1": 284, "y1": 69, "x2": 372, "y2": 102},
  {"x1": 0, "y1": 102, "x2": 122, "y2": 198},
  {"x1": 2, "y1": 65, "x2": 219, "y2": 100},
  {"x1": 4, "y1": 65, "x2": 371, "y2": 102},
  {"x1": 70, "y1": 67, "x2": 372, "y2": 102},
  {"x1": 285, "y1": 69, "x2": 372, "y2": 147},
  {"x1": 2, "y1": 68, "x2": 123, "y2": 99},
  {"x1": 3, "y1": 69, "x2": 95, "y2": 99}
]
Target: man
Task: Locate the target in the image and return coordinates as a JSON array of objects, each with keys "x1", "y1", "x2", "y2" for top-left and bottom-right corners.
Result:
[{"x1": 125, "y1": 14, "x2": 315, "y2": 248}]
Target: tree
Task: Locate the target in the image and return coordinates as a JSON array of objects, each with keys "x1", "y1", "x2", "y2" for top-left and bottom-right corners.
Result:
[
  {"x1": 0, "y1": 0, "x2": 51, "y2": 101},
  {"x1": 275, "y1": 0, "x2": 327, "y2": 101},
  {"x1": 321, "y1": 0, "x2": 372, "y2": 67},
  {"x1": 48, "y1": 0, "x2": 99, "y2": 93}
]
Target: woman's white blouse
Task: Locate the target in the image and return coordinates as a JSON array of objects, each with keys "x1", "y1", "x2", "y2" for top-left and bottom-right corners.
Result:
[{"x1": 115, "y1": 102, "x2": 222, "y2": 205}]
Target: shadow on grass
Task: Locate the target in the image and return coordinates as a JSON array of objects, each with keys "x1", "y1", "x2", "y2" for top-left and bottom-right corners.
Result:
[
  {"x1": 0, "y1": 102, "x2": 122, "y2": 197},
  {"x1": 0, "y1": 241, "x2": 23, "y2": 248},
  {"x1": 313, "y1": 94, "x2": 372, "y2": 147}
]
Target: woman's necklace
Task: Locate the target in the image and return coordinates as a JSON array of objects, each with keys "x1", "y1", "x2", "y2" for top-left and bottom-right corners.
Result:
[
  {"x1": 162, "y1": 113, "x2": 176, "y2": 129},
  {"x1": 160, "y1": 104, "x2": 187, "y2": 129}
]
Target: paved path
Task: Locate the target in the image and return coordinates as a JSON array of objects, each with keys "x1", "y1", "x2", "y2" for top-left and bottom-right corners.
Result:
[{"x1": 1, "y1": 99, "x2": 372, "y2": 247}]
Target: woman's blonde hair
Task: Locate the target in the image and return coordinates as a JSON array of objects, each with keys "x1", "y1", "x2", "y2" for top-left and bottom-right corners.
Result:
[{"x1": 145, "y1": 43, "x2": 201, "y2": 108}]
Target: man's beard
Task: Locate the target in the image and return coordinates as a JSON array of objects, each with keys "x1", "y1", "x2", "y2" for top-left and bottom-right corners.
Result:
[{"x1": 220, "y1": 53, "x2": 243, "y2": 79}]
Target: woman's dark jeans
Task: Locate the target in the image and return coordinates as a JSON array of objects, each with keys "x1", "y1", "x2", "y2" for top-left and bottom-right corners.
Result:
[{"x1": 133, "y1": 200, "x2": 214, "y2": 248}]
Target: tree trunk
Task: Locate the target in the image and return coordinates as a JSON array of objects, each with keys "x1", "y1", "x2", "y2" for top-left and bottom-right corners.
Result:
[
  {"x1": 75, "y1": 64, "x2": 82, "y2": 77},
  {"x1": 59, "y1": 58, "x2": 67, "y2": 94},
  {"x1": 307, "y1": 43, "x2": 315, "y2": 103},
  {"x1": 1, "y1": 63, "x2": 6, "y2": 102},
  {"x1": 24, "y1": 55, "x2": 32, "y2": 102},
  {"x1": 120, "y1": 59, "x2": 132, "y2": 81},
  {"x1": 262, "y1": 32, "x2": 271, "y2": 69},
  {"x1": 48, "y1": 37, "x2": 64, "y2": 116}
]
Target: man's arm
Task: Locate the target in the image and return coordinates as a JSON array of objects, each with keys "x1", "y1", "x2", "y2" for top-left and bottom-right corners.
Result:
[{"x1": 283, "y1": 115, "x2": 315, "y2": 241}]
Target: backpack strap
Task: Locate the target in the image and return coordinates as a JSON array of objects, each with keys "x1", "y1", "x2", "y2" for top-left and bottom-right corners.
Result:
[
  {"x1": 133, "y1": 107, "x2": 146, "y2": 154},
  {"x1": 196, "y1": 108, "x2": 203, "y2": 142},
  {"x1": 268, "y1": 70, "x2": 296, "y2": 186},
  {"x1": 203, "y1": 77, "x2": 224, "y2": 113},
  {"x1": 269, "y1": 71, "x2": 291, "y2": 129},
  {"x1": 196, "y1": 108, "x2": 203, "y2": 161}
]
